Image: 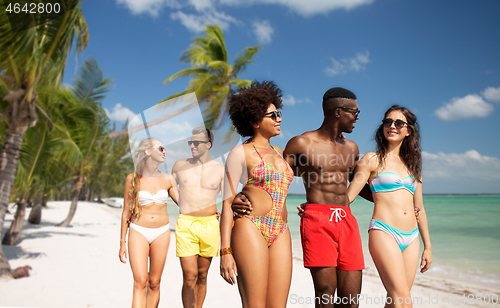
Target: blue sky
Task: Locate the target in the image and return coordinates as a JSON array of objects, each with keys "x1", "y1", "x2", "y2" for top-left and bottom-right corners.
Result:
[{"x1": 64, "y1": 0, "x2": 500, "y2": 194}]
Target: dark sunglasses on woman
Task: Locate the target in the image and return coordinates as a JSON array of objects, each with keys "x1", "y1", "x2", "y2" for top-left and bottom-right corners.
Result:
[
  {"x1": 382, "y1": 118, "x2": 408, "y2": 129},
  {"x1": 264, "y1": 110, "x2": 282, "y2": 121}
]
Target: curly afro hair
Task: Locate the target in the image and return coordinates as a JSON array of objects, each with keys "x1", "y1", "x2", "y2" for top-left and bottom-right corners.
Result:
[{"x1": 228, "y1": 80, "x2": 283, "y2": 137}]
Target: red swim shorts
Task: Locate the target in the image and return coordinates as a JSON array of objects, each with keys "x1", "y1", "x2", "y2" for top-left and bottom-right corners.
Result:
[{"x1": 300, "y1": 204, "x2": 364, "y2": 270}]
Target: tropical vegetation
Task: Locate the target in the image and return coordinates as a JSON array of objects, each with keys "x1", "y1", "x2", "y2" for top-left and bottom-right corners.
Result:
[{"x1": 0, "y1": 1, "x2": 132, "y2": 278}]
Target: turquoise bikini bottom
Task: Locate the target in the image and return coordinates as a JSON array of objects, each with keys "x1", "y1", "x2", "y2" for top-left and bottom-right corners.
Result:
[{"x1": 368, "y1": 219, "x2": 418, "y2": 252}]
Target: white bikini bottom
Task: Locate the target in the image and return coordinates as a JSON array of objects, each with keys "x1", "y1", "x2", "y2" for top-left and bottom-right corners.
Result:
[{"x1": 129, "y1": 222, "x2": 170, "y2": 244}]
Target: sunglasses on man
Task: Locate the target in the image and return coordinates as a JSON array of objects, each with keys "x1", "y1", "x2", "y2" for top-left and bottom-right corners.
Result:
[
  {"x1": 188, "y1": 140, "x2": 210, "y2": 147},
  {"x1": 382, "y1": 118, "x2": 408, "y2": 129},
  {"x1": 264, "y1": 110, "x2": 282, "y2": 121},
  {"x1": 337, "y1": 106, "x2": 360, "y2": 117}
]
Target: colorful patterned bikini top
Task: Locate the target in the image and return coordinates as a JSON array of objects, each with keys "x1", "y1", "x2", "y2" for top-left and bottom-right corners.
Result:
[
  {"x1": 246, "y1": 143, "x2": 294, "y2": 246},
  {"x1": 369, "y1": 170, "x2": 417, "y2": 195}
]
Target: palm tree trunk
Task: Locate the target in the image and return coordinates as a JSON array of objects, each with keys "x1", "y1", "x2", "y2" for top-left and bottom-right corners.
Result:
[
  {"x1": 2, "y1": 198, "x2": 26, "y2": 246},
  {"x1": 89, "y1": 189, "x2": 94, "y2": 202},
  {"x1": 42, "y1": 193, "x2": 48, "y2": 207},
  {"x1": 0, "y1": 128, "x2": 27, "y2": 278},
  {"x1": 97, "y1": 186, "x2": 103, "y2": 203},
  {"x1": 28, "y1": 192, "x2": 43, "y2": 224},
  {"x1": 57, "y1": 175, "x2": 84, "y2": 227}
]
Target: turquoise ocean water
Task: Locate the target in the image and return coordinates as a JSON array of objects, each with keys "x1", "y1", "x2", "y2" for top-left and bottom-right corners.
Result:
[{"x1": 285, "y1": 195, "x2": 500, "y2": 283}]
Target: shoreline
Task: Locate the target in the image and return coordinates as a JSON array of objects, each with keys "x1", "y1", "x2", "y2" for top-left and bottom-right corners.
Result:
[{"x1": 1, "y1": 201, "x2": 499, "y2": 307}]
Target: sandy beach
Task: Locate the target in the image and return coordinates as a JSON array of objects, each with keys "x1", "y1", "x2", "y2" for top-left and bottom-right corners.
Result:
[{"x1": 1, "y1": 201, "x2": 499, "y2": 308}]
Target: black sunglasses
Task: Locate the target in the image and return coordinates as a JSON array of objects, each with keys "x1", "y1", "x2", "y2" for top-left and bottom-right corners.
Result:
[
  {"x1": 382, "y1": 118, "x2": 408, "y2": 129},
  {"x1": 337, "y1": 106, "x2": 360, "y2": 117},
  {"x1": 264, "y1": 110, "x2": 282, "y2": 121},
  {"x1": 188, "y1": 140, "x2": 210, "y2": 147},
  {"x1": 158, "y1": 146, "x2": 165, "y2": 152}
]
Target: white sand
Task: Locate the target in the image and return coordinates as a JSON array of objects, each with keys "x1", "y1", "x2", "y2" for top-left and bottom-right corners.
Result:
[{"x1": 1, "y1": 201, "x2": 499, "y2": 307}]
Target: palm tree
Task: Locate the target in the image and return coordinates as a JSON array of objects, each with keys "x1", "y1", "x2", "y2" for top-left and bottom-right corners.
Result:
[
  {"x1": 2, "y1": 100, "x2": 56, "y2": 245},
  {"x1": 109, "y1": 24, "x2": 261, "y2": 139},
  {"x1": 162, "y1": 24, "x2": 261, "y2": 129},
  {"x1": 56, "y1": 58, "x2": 111, "y2": 227},
  {"x1": 0, "y1": 0, "x2": 88, "y2": 278}
]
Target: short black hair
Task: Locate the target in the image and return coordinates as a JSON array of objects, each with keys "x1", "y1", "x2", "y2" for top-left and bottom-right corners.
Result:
[
  {"x1": 229, "y1": 81, "x2": 283, "y2": 137},
  {"x1": 322, "y1": 87, "x2": 356, "y2": 114}
]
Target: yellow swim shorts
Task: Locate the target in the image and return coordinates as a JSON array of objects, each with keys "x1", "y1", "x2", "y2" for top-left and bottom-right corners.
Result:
[{"x1": 175, "y1": 214, "x2": 220, "y2": 258}]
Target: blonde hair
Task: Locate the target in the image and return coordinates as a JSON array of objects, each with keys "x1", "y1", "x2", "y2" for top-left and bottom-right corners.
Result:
[{"x1": 129, "y1": 138, "x2": 158, "y2": 217}]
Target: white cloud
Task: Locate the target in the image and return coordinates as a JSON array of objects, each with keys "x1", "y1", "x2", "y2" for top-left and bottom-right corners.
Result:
[
  {"x1": 325, "y1": 51, "x2": 370, "y2": 76},
  {"x1": 118, "y1": 0, "x2": 373, "y2": 18},
  {"x1": 422, "y1": 150, "x2": 500, "y2": 193},
  {"x1": 170, "y1": 10, "x2": 239, "y2": 32},
  {"x1": 282, "y1": 94, "x2": 312, "y2": 106},
  {"x1": 188, "y1": 0, "x2": 215, "y2": 11},
  {"x1": 482, "y1": 86, "x2": 500, "y2": 102},
  {"x1": 105, "y1": 103, "x2": 136, "y2": 122},
  {"x1": 282, "y1": 95, "x2": 296, "y2": 106},
  {"x1": 219, "y1": 0, "x2": 374, "y2": 17},
  {"x1": 435, "y1": 94, "x2": 494, "y2": 121},
  {"x1": 252, "y1": 20, "x2": 274, "y2": 44},
  {"x1": 116, "y1": 0, "x2": 181, "y2": 17},
  {"x1": 422, "y1": 150, "x2": 500, "y2": 182}
]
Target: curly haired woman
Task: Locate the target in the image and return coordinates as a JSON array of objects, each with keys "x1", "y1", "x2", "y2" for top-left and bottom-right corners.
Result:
[
  {"x1": 119, "y1": 138, "x2": 179, "y2": 308},
  {"x1": 220, "y1": 81, "x2": 293, "y2": 307}
]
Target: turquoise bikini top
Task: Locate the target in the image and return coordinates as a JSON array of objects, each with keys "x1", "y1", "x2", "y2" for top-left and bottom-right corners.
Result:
[{"x1": 369, "y1": 170, "x2": 417, "y2": 195}]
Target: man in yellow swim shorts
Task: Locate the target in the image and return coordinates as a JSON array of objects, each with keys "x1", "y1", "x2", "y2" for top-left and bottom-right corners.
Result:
[{"x1": 172, "y1": 127, "x2": 224, "y2": 308}]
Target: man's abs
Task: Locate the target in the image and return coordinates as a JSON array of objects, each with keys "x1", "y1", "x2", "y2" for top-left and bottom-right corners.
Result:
[{"x1": 304, "y1": 183, "x2": 349, "y2": 206}]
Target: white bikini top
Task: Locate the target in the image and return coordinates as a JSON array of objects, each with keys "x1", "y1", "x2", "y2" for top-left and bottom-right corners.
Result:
[{"x1": 138, "y1": 190, "x2": 169, "y2": 205}]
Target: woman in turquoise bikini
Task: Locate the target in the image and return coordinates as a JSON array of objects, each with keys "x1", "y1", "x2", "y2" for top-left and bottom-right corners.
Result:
[{"x1": 347, "y1": 105, "x2": 432, "y2": 308}]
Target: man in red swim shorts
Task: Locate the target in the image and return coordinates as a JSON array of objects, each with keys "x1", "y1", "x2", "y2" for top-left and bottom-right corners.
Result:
[{"x1": 283, "y1": 87, "x2": 369, "y2": 308}]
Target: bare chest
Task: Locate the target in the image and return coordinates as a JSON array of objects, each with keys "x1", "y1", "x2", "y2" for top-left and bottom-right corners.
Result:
[
  {"x1": 178, "y1": 166, "x2": 222, "y2": 190},
  {"x1": 296, "y1": 146, "x2": 357, "y2": 175}
]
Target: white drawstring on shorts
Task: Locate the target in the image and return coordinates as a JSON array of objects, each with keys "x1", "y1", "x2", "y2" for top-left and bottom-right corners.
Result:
[{"x1": 330, "y1": 208, "x2": 346, "y2": 223}]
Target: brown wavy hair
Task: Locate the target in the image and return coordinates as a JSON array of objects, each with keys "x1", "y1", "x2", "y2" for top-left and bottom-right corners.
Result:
[
  {"x1": 375, "y1": 105, "x2": 422, "y2": 182},
  {"x1": 128, "y1": 138, "x2": 158, "y2": 217}
]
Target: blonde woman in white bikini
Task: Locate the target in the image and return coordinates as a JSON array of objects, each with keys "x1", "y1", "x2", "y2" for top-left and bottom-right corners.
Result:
[{"x1": 119, "y1": 138, "x2": 179, "y2": 308}]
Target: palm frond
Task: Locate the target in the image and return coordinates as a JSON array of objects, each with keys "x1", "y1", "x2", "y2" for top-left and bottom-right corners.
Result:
[
  {"x1": 205, "y1": 24, "x2": 227, "y2": 63},
  {"x1": 229, "y1": 79, "x2": 253, "y2": 89},
  {"x1": 163, "y1": 67, "x2": 209, "y2": 85},
  {"x1": 232, "y1": 45, "x2": 262, "y2": 77},
  {"x1": 203, "y1": 86, "x2": 229, "y2": 129},
  {"x1": 180, "y1": 44, "x2": 216, "y2": 66},
  {"x1": 72, "y1": 57, "x2": 113, "y2": 105},
  {"x1": 205, "y1": 61, "x2": 230, "y2": 71}
]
